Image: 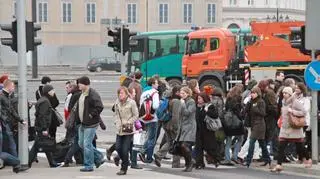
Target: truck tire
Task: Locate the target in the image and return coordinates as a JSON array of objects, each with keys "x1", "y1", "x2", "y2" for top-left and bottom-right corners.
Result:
[
  {"x1": 200, "y1": 79, "x2": 221, "y2": 91},
  {"x1": 167, "y1": 78, "x2": 182, "y2": 87}
]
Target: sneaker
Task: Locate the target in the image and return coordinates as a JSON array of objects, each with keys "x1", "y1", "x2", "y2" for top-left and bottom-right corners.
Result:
[
  {"x1": 163, "y1": 156, "x2": 171, "y2": 160},
  {"x1": 0, "y1": 159, "x2": 4, "y2": 169},
  {"x1": 80, "y1": 168, "x2": 94, "y2": 172}
]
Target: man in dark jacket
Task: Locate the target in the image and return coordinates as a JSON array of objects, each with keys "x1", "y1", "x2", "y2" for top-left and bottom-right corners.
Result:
[
  {"x1": 0, "y1": 79, "x2": 24, "y2": 158},
  {"x1": 274, "y1": 71, "x2": 284, "y2": 94},
  {"x1": 76, "y1": 76, "x2": 105, "y2": 172}
]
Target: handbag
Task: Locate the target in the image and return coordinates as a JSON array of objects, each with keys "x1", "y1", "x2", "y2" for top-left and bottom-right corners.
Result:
[
  {"x1": 169, "y1": 140, "x2": 181, "y2": 155},
  {"x1": 51, "y1": 108, "x2": 64, "y2": 126},
  {"x1": 117, "y1": 107, "x2": 133, "y2": 133},
  {"x1": 37, "y1": 135, "x2": 56, "y2": 152},
  {"x1": 289, "y1": 114, "x2": 305, "y2": 129},
  {"x1": 204, "y1": 115, "x2": 222, "y2": 132}
]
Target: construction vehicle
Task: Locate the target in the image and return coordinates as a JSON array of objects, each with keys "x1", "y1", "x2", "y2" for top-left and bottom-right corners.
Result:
[{"x1": 182, "y1": 21, "x2": 312, "y2": 91}]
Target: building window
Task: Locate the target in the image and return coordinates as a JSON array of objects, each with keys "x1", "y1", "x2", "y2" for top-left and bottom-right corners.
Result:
[
  {"x1": 248, "y1": 0, "x2": 254, "y2": 6},
  {"x1": 127, "y1": 3, "x2": 137, "y2": 24},
  {"x1": 183, "y1": 4, "x2": 192, "y2": 24},
  {"x1": 207, "y1": 4, "x2": 216, "y2": 24},
  {"x1": 86, "y1": 2, "x2": 96, "y2": 23},
  {"x1": 38, "y1": 2, "x2": 48, "y2": 23},
  {"x1": 265, "y1": 0, "x2": 269, "y2": 5},
  {"x1": 159, "y1": 3, "x2": 169, "y2": 24},
  {"x1": 62, "y1": 2, "x2": 72, "y2": 23},
  {"x1": 13, "y1": 1, "x2": 17, "y2": 17},
  {"x1": 229, "y1": 0, "x2": 237, "y2": 5}
]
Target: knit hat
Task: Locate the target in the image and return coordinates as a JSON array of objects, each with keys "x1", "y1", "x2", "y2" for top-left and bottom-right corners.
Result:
[
  {"x1": 251, "y1": 86, "x2": 262, "y2": 97},
  {"x1": 282, "y1": 87, "x2": 293, "y2": 96},
  {"x1": 78, "y1": 76, "x2": 90, "y2": 85},
  {"x1": 42, "y1": 84, "x2": 54, "y2": 94},
  {"x1": 247, "y1": 79, "x2": 257, "y2": 90},
  {"x1": 41, "y1": 76, "x2": 51, "y2": 84},
  {"x1": 0, "y1": 74, "x2": 9, "y2": 84}
]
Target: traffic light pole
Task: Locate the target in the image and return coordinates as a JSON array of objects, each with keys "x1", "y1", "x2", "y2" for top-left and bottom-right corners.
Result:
[
  {"x1": 17, "y1": 0, "x2": 29, "y2": 167},
  {"x1": 120, "y1": 24, "x2": 125, "y2": 76},
  {"x1": 311, "y1": 49, "x2": 318, "y2": 164},
  {"x1": 32, "y1": 0, "x2": 38, "y2": 78}
]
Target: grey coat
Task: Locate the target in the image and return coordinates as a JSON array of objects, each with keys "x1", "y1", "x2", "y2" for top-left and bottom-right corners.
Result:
[
  {"x1": 178, "y1": 97, "x2": 196, "y2": 143},
  {"x1": 279, "y1": 95, "x2": 306, "y2": 139}
]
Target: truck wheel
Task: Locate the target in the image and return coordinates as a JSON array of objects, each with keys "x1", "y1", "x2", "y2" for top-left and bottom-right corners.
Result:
[
  {"x1": 167, "y1": 78, "x2": 182, "y2": 87},
  {"x1": 200, "y1": 79, "x2": 221, "y2": 90}
]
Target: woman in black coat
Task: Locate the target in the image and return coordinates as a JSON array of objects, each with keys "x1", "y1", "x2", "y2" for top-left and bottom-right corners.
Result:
[
  {"x1": 29, "y1": 85, "x2": 59, "y2": 168},
  {"x1": 244, "y1": 87, "x2": 271, "y2": 168},
  {"x1": 195, "y1": 93, "x2": 220, "y2": 169}
]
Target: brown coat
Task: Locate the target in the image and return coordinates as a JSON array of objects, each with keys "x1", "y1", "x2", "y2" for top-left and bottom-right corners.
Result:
[
  {"x1": 279, "y1": 95, "x2": 306, "y2": 139},
  {"x1": 249, "y1": 97, "x2": 266, "y2": 140}
]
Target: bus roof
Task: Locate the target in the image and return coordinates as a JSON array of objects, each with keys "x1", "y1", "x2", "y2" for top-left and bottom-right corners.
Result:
[{"x1": 137, "y1": 29, "x2": 192, "y2": 37}]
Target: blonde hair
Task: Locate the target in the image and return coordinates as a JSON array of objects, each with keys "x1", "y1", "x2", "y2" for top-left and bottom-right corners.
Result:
[
  {"x1": 117, "y1": 86, "x2": 129, "y2": 97},
  {"x1": 181, "y1": 86, "x2": 193, "y2": 97}
]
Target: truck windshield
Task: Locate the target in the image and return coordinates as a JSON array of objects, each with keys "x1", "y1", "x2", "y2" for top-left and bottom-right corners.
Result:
[{"x1": 187, "y1": 38, "x2": 207, "y2": 54}]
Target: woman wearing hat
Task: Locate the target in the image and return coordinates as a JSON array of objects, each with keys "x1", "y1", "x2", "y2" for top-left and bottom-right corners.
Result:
[
  {"x1": 244, "y1": 87, "x2": 271, "y2": 168},
  {"x1": 271, "y1": 86, "x2": 311, "y2": 172},
  {"x1": 29, "y1": 85, "x2": 59, "y2": 168}
]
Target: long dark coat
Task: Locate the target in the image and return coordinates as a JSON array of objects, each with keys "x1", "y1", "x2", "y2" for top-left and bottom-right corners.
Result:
[
  {"x1": 262, "y1": 89, "x2": 278, "y2": 141},
  {"x1": 195, "y1": 104, "x2": 218, "y2": 150},
  {"x1": 249, "y1": 97, "x2": 266, "y2": 140}
]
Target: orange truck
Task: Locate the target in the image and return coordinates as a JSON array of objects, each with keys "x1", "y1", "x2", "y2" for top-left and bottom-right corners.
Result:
[{"x1": 182, "y1": 21, "x2": 311, "y2": 91}]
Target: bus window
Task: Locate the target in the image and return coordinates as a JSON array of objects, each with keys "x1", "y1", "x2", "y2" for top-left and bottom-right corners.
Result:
[
  {"x1": 178, "y1": 35, "x2": 185, "y2": 53},
  {"x1": 148, "y1": 35, "x2": 178, "y2": 59},
  {"x1": 189, "y1": 38, "x2": 207, "y2": 54},
  {"x1": 210, "y1": 38, "x2": 219, "y2": 50}
]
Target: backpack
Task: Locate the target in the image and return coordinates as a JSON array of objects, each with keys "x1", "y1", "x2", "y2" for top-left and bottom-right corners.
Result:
[
  {"x1": 139, "y1": 92, "x2": 157, "y2": 121},
  {"x1": 156, "y1": 98, "x2": 171, "y2": 122}
]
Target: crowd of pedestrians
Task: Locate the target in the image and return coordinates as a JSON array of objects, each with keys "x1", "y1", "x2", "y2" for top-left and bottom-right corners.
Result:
[{"x1": 1, "y1": 71, "x2": 320, "y2": 176}]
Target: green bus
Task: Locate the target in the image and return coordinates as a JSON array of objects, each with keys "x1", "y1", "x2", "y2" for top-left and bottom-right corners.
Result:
[{"x1": 127, "y1": 29, "x2": 192, "y2": 87}]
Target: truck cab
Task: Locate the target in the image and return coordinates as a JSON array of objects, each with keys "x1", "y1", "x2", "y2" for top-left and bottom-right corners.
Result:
[{"x1": 183, "y1": 28, "x2": 236, "y2": 90}]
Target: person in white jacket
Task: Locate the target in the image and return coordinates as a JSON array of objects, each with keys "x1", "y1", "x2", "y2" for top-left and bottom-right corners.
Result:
[{"x1": 138, "y1": 77, "x2": 160, "y2": 163}]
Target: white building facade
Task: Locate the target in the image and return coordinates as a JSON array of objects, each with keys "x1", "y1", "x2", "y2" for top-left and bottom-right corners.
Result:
[{"x1": 222, "y1": 0, "x2": 306, "y2": 29}]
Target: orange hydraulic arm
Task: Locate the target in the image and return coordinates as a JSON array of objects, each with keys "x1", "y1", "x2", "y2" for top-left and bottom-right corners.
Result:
[{"x1": 244, "y1": 21, "x2": 310, "y2": 64}]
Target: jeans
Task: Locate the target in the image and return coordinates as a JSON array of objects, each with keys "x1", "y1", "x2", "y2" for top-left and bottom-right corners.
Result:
[
  {"x1": 0, "y1": 123, "x2": 18, "y2": 157},
  {"x1": 225, "y1": 135, "x2": 243, "y2": 162},
  {"x1": 0, "y1": 152, "x2": 20, "y2": 167},
  {"x1": 246, "y1": 138, "x2": 271, "y2": 164},
  {"x1": 78, "y1": 125, "x2": 103, "y2": 170},
  {"x1": 142, "y1": 122, "x2": 158, "y2": 162},
  {"x1": 116, "y1": 134, "x2": 133, "y2": 171},
  {"x1": 238, "y1": 128, "x2": 261, "y2": 160},
  {"x1": 65, "y1": 125, "x2": 81, "y2": 164}
]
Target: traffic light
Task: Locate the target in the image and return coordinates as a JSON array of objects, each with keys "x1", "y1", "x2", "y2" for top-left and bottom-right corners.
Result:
[
  {"x1": 122, "y1": 27, "x2": 137, "y2": 54},
  {"x1": 26, "y1": 21, "x2": 41, "y2": 51},
  {"x1": 0, "y1": 20, "x2": 41, "y2": 52},
  {"x1": 107, "y1": 28, "x2": 121, "y2": 52},
  {"x1": 289, "y1": 25, "x2": 311, "y2": 55},
  {"x1": 0, "y1": 21, "x2": 17, "y2": 52}
]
